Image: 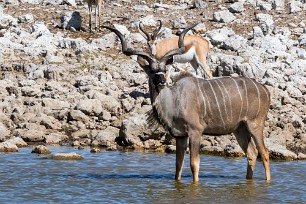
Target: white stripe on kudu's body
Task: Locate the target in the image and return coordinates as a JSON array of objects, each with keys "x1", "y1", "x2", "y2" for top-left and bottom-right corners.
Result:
[
  {"x1": 214, "y1": 79, "x2": 229, "y2": 122},
  {"x1": 217, "y1": 78, "x2": 233, "y2": 122},
  {"x1": 249, "y1": 79, "x2": 261, "y2": 118},
  {"x1": 230, "y1": 77, "x2": 243, "y2": 120},
  {"x1": 103, "y1": 24, "x2": 271, "y2": 183},
  {"x1": 207, "y1": 80, "x2": 225, "y2": 127},
  {"x1": 196, "y1": 78, "x2": 207, "y2": 116},
  {"x1": 242, "y1": 78, "x2": 249, "y2": 116}
]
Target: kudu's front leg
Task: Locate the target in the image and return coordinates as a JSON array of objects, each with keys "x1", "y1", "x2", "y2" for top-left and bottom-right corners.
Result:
[
  {"x1": 189, "y1": 131, "x2": 201, "y2": 182},
  {"x1": 175, "y1": 137, "x2": 188, "y2": 181}
]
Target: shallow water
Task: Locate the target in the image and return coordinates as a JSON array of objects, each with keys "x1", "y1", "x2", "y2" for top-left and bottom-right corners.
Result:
[{"x1": 0, "y1": 146, "x2": 305, "y2": 203}]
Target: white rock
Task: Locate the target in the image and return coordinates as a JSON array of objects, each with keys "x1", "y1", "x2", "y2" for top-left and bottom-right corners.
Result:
[{"x1": 213, "y1": 10, "x2": 236, "y2": 23}]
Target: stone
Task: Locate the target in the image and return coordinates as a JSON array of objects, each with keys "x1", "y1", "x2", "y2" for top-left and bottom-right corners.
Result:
[
  {"x1": 92, "y1": 126, "x2": 119, "y2": 147},
  {"x1": 6, "y1": 137, "x2": 28, "y2": 147},
  {"x1": 18, "y1": 14, "x2": 34, "y2": 23},
  {"x1": 213, "y1": 10, "x2": 236, "y2": 23},
  {"x1": 265, "y1": 139, "x2": 298, "y2": 160},
  {"x1": 0, "y1": 122, "x2": 10, "y2": 140},
  {"x1": 90, "y1": 148, "x2": 101, "y2": 153},
  {"x1": 14, "y1": 129, "x2": 45, "y2": 142},
  {"x1": 221, "y1": 34, "x2": 247, "y2": 51},
  {"x1": 205, "y1": 27, "x2": 235, "y2": 46},
  {"x1": 165, "y1": 145, "x2": 176, "y2": 153},
  {"x1": 228, "y1": 1, "x2": 245, "y2": 13},
  {"x1": 271, "y1": 0, "x2": 285, "y2": 10},
  {"x1": 0, "y1": 141, "x2": 18, "y2": 152},
  {"x1": 61, "y1": 11, "x2": 81, "y2": 30},
  {"x1": 172, "y1": 17, "x2": 187, "y2": 29},
  {"x1": 192, "y1": 0, "x2": 208, "y2": 8},
  {"x1": 48, "y1": 152, "x2": 83, "y2": 160},
  {"x1": 31, "y1": 145, "x2": 51, "y2": 154},
  {"x1": 44, "y1": 133, "x2": 68, "y2": 144},
  {"x1": 255, "y1": 13, "x2": 274, "y2": 35},
  {"x1": 224, "y1": 144, "x2": 244, "y2": 157},
  {"x1": 42, "y1": 98, "x2": 70, "y2": 110},
  {"x1": 0, "y1": 12, "x2": 18, "y2": 29},
  {"x1": 68, "y1": 110, "x2": 90, "y2": 123},
  {"x1": 289, "y1": 0, "x2": 303, "y2": 13},
  {"x1": 75, "y1": 99, "x2": 103, "y2": 116},
  {"x1": 117, "y1": 113, "x2": 147, "y2": 147}
]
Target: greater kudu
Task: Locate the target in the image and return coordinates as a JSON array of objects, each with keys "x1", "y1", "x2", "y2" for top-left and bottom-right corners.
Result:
[{"x1": 102, "y1": 24, "x2": 271, "y2": 182}]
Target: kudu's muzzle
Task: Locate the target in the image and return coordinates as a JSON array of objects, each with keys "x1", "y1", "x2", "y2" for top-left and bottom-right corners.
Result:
[{"x1": 153, "y1": 72, "x2": 167, "y2": 89}]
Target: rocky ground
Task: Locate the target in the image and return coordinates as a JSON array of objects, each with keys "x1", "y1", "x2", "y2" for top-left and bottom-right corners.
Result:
[{"x1": 0, "y1": 0, "x2": 305, "y2": 160}]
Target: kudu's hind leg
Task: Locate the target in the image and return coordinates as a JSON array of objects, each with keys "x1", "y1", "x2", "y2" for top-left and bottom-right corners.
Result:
[
  {"x1": 247, "y1": 122, "x2": 271, "y2": 181},
  {"x1": 234, "y1": 123, "x2": 258, "y2": 180},
  {"x1": 175, "y1": 137, "x2": 188, "y2": 181},
  {"x1": 189, "y1": 132, "x2": 201, "y2": 182}
]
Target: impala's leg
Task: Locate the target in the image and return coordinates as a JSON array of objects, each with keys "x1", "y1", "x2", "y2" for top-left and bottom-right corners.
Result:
[
  {"x1": 88, "y1": 0, "x2": 93, "y2": 32},
  {"x1": 175, "y1": 136, "x2": 188, "y2": 181},
  {"x1": 195, "y1": 55, "x2": 212, "y2": 79},
  {"x1": 247, "y1": 121, "x2": 271, "y2": 181},
  {"x1": 94, "y1": 2, "x2": 98, "y2": 30},
  {"x1": 189, "y1": 131, "x2": 201, "y2": 182},
  {"x1": 190, "y1": 60, "x2": 202, "y2": 76},
  {"x1": 97, "y1": 0, "x2": 102, "y2": 30},
  {"x1": 234, "y1": 123, "x2": 258, "y2": 180}
]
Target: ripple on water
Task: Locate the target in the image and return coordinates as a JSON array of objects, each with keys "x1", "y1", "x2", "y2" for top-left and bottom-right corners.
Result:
[{"x1": 0, "y1": 146, "x2": 305, "y2": 203}]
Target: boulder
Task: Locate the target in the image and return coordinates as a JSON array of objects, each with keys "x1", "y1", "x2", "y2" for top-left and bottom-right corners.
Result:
[
  {"x1": 116, "y1": 113, "x2": 147, "y2": 147},
  {"x1": 255, "y1": 13, "x2": 274, "y2": 35},
  {"x1": 265, "y1": 139, "x2": 298, "y2": 160},
  {"x1": 75, "y1": 99, "x2": 103, "y2": 116},
  {"x1": 6, "y1": 137, "x2": 28, "y2": 147},
  {"x1": 228, "y1": 1, "x2": 245, "y2": 13},
  {"x1": 0, "y1": 12, "x2": 18, "y2": 29},
  {"x1": 92, "y1": 126, "x2": 119, "y2": 147},
  {"x1": 48, "y1": 152, "x2": 83, "y2": 160},
  {"x1": 14, "y1": 129, "x2": 45, "y2": 142},
  {"x1": 44, "y1": 133, "x2": 69, "y2": 144},
  {"x1": 61, "y1": 11, "x2": 81, "y2": 30},
  {"x1": 213, "y1": 10, "x2": 236, "y2": 23},
  {"x1": 31, "y1": 145, "x2": 51, "y2": 154},
  {"x1": 0, "y1": 141, "x2": 18, "y2": 152}
]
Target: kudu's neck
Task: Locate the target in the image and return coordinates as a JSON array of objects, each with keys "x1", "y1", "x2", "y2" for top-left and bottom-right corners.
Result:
[{"x1": 148, "y1": 78, "x2": 159, "y2": 105}]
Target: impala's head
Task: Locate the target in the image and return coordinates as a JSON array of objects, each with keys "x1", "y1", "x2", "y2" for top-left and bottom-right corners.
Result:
[
  {"x1": 102, "y1": 23, "x2": 197, "y2": 89},
  {"x1": 139, "y1": 20, "x2": 162, "y2": 55}
]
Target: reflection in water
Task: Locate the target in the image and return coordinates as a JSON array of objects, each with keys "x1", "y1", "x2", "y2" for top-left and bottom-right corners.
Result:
[{"x1": 0, "y1": 146, "x2": 305, "y2": 203}]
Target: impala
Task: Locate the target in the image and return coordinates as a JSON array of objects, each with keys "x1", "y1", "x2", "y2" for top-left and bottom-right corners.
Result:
[
  {"x1": 87, "y1": 0, "x2": 104, "y2": 32},
  {"x1": 103, "y1": 24, "x2": 271, "y2": 182},
  {"x1": 139, "y1": 20, "x2": 213, "y2": 79}
]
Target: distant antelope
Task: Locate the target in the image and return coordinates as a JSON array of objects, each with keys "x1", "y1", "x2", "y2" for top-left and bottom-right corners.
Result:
[
  {"x1": 87, "y1": 0, "x2": 104, "y2": 32},
  {"x1": 139, "y1": 20, "x2": 212, "y2": 79},
  {"x1": 103, "y1": 24, "x2": 271, "y2": 182}
]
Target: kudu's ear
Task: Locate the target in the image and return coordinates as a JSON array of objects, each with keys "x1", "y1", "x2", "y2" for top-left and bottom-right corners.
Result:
[
  {"x1": 137, "y1": 56, "x2": 152, "y2": 74},
  {"x1": 137, "y1": 56, "x2": 149, "y2": 67}
]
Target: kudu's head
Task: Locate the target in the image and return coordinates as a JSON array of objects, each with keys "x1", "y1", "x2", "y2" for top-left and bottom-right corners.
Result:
[
  {"x1": 138, "y1": 20, "x2": 162, "y2": 55},
  {"x1": 102, "y1": 23, "x2": 197, "y2": 90}
]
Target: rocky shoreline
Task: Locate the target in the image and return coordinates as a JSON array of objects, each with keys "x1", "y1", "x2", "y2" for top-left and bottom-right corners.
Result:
[{"x1": 0, "y1": 0, "x2": 305, "y2": 160}]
